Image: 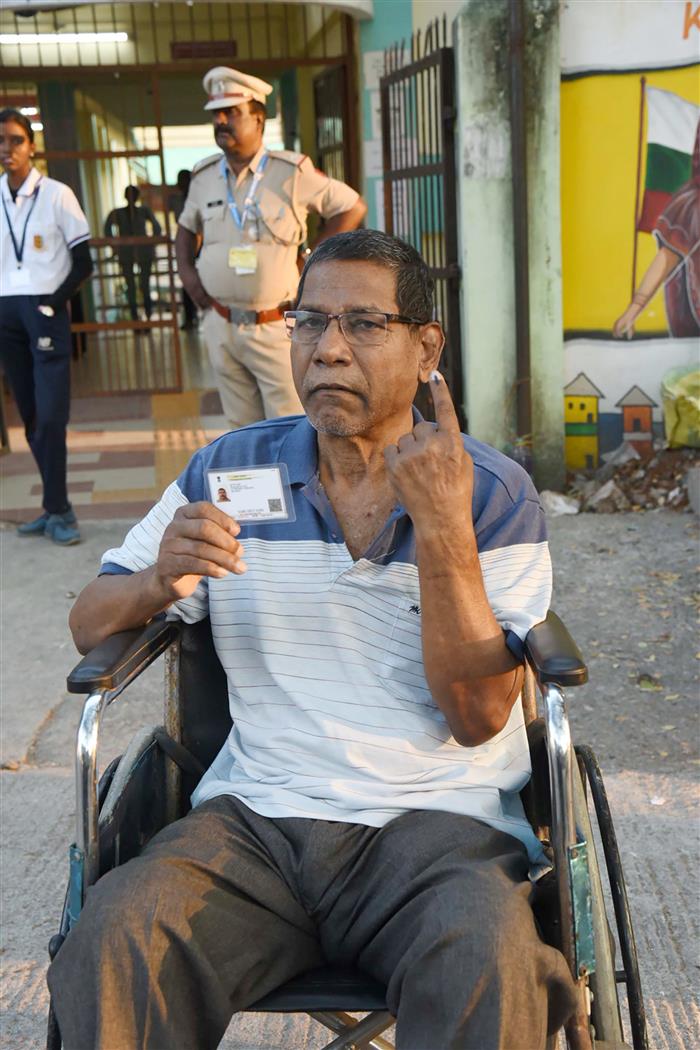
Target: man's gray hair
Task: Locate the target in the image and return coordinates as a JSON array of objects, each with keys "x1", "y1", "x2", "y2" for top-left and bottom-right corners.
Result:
[{"x1": 296, "y1": 229, "x2": 435, "y2": 323}]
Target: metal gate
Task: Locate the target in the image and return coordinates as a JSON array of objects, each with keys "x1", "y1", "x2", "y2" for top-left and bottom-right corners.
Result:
[
  {"x1": 380, "y1": 17, "x2": 464, "y2": 426},
  {"x1": 313, "y1": 65, "x2": 350, "y2": 183}
]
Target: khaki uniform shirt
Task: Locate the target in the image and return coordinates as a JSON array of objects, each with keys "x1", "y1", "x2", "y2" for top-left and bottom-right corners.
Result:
[{"x1": 179, "y1": 145, "x2": 359, "y2": 308}]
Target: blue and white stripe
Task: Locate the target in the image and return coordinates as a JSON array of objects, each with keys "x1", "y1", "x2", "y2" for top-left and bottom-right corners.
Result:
[{"x1": 101, "y1": 415, "x2": 552, "y2": 873}]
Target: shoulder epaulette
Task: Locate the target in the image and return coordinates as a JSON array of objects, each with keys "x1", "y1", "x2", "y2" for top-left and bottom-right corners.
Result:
[
  {"x1": 270, "y1": 149, "x2": 309, "y2": 169},
  {"x1": 191, "y1": 153, "x2": 222, "y2": 176}
]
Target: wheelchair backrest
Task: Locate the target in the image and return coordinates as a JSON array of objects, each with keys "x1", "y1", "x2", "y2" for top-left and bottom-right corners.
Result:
[{"x1": 178, "y1": 617, "x2": 232, "y2": 771}]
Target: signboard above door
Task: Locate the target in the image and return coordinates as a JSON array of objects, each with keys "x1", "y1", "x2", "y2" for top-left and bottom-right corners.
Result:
[{"x1": 171, "y1": 40, "x2": 237, "y2": 61}]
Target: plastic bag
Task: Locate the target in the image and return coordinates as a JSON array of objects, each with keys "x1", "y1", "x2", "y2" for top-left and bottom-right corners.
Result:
[
  {"x1": 539, "y1": 490, "x2": 580, "y2": 516},
  {"x1": 661, "y1": 366, "x2": 700, "y2": 449}
]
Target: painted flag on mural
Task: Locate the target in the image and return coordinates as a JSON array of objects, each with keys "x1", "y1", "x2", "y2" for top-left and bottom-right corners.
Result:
[{"x1": 637, "y1": 86, "x2": 700, "y2": 233}]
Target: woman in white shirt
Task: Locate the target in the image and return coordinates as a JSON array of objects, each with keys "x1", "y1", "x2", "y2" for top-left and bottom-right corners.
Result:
[{"x1": 0, "y1": 108, "x2": 93, "y2": 545}]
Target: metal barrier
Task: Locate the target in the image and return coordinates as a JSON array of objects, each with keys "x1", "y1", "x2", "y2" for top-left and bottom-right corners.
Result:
[{"x1": 71, "y1": 235, "x2": 182, "y2": 396}]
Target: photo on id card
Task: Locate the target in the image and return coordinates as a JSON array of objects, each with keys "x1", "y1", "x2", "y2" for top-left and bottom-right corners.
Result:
[{"x1": 207, "y1": 464, "x2": 295, "y2": 523}]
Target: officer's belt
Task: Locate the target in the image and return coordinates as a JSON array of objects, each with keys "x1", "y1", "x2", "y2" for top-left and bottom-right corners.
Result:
[{"x1": 210, "y1": 300, "x2": 284, "y2": 325}]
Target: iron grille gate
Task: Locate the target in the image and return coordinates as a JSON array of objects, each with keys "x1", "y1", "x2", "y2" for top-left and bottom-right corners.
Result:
[
  {"x1": 380, "y1": 18, "x2": 464, "y2": 427},
  {"x1": 313, "y1": 65, "x2": 350, "y2": 184}
]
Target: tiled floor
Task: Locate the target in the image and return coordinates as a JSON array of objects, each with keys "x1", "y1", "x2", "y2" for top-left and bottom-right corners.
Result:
[{"x1": 0, "y1": 333, "x2": 227, "y2": 523}]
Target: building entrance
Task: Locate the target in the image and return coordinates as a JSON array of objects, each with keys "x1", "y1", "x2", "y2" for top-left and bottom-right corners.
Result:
[{"x1": 0, "y1": 1, "x2": 360, "y2": 396}]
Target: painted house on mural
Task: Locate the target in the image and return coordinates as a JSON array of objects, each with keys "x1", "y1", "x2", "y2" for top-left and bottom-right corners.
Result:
[
  {"x1": 564, "y1": 373, "x2": 603, "y2": 471},
  {"x1": 615, "y1": 385, "x2": 657, "y2": 457}
]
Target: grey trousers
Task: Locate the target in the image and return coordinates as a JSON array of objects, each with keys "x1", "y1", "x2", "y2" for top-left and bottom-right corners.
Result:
[{"x1": 48, "y1": 796, "x2": 578, "y2": 1050}]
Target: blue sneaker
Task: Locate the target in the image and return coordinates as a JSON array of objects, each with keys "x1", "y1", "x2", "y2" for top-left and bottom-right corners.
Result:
[
  {"x1": 44, "y1": 511, "x2": 81, "y2": 546},
  {"x1": 17, "y1": 512, "x2": 49, "y2": 536},
  {"x1": 17, "y1": 508, "x2": 77, "y2": 537}
]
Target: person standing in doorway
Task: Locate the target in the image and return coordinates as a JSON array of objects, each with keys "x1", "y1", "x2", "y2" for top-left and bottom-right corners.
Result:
[
  {"x1": 0, "y1": 108, "x2": 93, "y2": 546},
  {"x1": 175, "y1": 66, "x2": 367, "y2": 429},
  {"x1": 104, "y1": 185, "x2": 162, "y2": 322},
  {"x1": 169, "y1": 169, "x2": 198, "y2": 331}
]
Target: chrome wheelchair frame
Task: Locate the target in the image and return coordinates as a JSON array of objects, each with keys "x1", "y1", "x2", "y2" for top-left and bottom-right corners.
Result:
[{"x1": 47, "y1": 611, "x2": 647, "y2": 1050}]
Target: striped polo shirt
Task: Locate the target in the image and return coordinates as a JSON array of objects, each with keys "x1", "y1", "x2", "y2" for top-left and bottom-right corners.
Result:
[{"x1": 101, "y1": 415, "x2": 552, "y2": 873}]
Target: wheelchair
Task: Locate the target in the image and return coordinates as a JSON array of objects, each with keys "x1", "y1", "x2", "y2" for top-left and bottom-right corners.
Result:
[{"x1": 47, "y1": 611, "x2": 647, "y2": 1050}]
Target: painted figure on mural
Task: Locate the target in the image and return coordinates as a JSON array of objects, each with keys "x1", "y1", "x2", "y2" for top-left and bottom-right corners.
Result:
[{"x1": 614, "y1": 118, "x2": 700, "y2": 339}]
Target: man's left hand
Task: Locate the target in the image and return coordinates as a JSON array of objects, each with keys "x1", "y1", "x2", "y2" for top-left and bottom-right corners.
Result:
[{"x1": 384, "y1": 371, "x2": 473, "y2": 531}]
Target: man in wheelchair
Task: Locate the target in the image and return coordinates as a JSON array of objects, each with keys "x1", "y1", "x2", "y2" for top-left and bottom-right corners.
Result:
[{"x1": 48, "y1": 230, "x2": 578, "y2": 1048}]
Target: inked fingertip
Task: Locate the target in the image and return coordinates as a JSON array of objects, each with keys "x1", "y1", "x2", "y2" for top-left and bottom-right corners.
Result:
[{"x1": 429, "y1": 370, "x2": 441, "y2": 384}]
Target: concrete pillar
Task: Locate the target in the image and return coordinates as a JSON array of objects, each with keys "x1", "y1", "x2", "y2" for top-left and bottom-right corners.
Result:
[
  {"x1": 37, "y1": 82, "x2": 85, "y2": 205},
  {"x1": 454, "y1": 0, "x2": 565, "y2": 489}
]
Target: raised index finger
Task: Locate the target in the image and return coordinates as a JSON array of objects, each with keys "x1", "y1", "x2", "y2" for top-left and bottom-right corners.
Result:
[{"x1": 429, "y1": 370, "x2": 461, "y2": 435}]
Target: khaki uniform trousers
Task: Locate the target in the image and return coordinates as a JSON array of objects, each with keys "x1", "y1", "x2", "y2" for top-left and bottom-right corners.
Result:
[{"x1": 201, "y1": 307, "x2": 303, "y2": 429}]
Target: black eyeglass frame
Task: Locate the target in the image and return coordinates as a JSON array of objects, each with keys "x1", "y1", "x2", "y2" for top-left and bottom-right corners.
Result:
[{"x1": 283, "y1": 309, "x2": 428, "y2": 343}]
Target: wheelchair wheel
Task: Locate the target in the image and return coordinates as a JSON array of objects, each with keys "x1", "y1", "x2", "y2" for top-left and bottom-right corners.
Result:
[
  {"x1": 571, "y1": 756, "x2": 625, "y2": 1047},
  {"x1": 576, "y1": 747, "x2": 648, "y2": 1050}
]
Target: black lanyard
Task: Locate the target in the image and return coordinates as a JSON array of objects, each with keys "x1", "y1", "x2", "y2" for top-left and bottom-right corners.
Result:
[{"x1": 1, "y1": 178, "x2": 41, "y2": 268}]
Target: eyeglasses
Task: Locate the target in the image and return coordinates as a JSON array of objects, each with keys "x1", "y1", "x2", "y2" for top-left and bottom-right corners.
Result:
[{"x1": 283, "y1": 310, "x2": 426, "y2": 348}]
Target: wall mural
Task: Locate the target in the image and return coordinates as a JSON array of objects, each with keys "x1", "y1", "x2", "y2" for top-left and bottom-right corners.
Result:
[{"x1": 560, "y1": 0, "x2": 699, "y2": 470}]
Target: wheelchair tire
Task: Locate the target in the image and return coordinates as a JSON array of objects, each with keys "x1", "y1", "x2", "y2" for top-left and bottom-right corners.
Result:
[
  {"x1": 570, "y1": 758, "x2": 625, "y2": 1047},
  {"x1": 576, "y1": 747, "x2": 648, "y2": 1050}
]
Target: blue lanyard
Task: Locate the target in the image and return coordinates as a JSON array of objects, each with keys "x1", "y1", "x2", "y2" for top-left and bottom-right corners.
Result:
[
  {"x1": 221, "y1": 153, "x2": 269, "y2": 229},
  {"x1": 1, "y1": 177, "x2": 42, "y2": 267}
]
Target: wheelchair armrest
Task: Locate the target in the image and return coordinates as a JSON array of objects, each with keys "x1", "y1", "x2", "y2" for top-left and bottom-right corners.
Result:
[
  {"x1": 524, "y1": 611, "x2": 588, "y2": 687},
  {"x1": 67, "y1": 619, "x2": 181, "y2": 694}
]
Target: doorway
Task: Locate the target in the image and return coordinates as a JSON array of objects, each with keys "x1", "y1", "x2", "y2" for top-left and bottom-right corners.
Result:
[{"x1": 0, "y1": 1, "x2": 360, "y2": 396}]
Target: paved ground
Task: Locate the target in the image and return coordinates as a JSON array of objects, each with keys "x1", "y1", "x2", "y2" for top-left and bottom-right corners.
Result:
[
  {"x1": 1, "y1": 387, "x2": 226, "y2": 524},
  {"x1": 0, "y1": 329, "x2": 225, "y2": 525},
  {"x1": 1, "y1": 509, "x2": 698, "y2": 1049}
]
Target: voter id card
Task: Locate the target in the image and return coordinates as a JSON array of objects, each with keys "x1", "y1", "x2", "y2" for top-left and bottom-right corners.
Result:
[
  {"x1": 228, "y1": 246, "x2": 257, "y2": 274},
  {"x1": 207, "y1": 464, "x2": 295, "y2": 524}
]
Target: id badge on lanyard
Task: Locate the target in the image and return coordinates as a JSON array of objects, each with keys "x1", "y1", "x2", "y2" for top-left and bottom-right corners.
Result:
[
  {"x1": 222, "y1": 155, "x2": 269, "y2": 274},
  {"x1": 2, "y1": 179, "x2": 41, "y2": 289},
  {"x1": 228, "y1": 246, "x2": 258, "y2": 274}
]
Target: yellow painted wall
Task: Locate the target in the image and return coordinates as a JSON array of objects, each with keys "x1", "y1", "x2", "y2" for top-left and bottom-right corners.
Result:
[
  {"x1": 561, "y1": 65, "x2": 700, "y2": 333},
  {"x1": 565, "y1": 435, "x2": 598, "y2": 470}
]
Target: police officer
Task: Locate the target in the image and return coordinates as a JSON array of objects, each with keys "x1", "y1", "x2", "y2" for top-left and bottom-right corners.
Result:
[
  {"x1": 175, "y1": 67, "x2": 367, "y2": 429},
  {"x1": 0, "y1": 108, "x2": 93, "y2": 545}
]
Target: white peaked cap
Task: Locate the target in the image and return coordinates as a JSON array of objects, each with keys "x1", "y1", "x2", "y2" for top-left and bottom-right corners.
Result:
[{"x1": 202, "y1": 66, "x2": 273, "y2": 111}]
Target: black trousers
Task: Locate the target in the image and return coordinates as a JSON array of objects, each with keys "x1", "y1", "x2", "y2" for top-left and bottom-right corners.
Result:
[
  {"x1": 118, "y1": 252, "x2": 154, "y2": 319},
  {"x1": 0, "y1": 294, "x2": 72, "y2": 514},
  {"x1": 183, "y1": 288, "x2": 196, "y2": 326}
]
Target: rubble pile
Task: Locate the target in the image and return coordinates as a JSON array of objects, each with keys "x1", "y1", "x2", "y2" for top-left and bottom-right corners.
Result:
[{"x1": 568, "y1": 443, "x2": 700, "y2": 513}]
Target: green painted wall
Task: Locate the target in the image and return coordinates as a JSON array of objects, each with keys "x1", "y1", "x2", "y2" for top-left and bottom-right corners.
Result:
[{"x1": 454, "y1": 0, "x2": 565, "y2": 487}]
